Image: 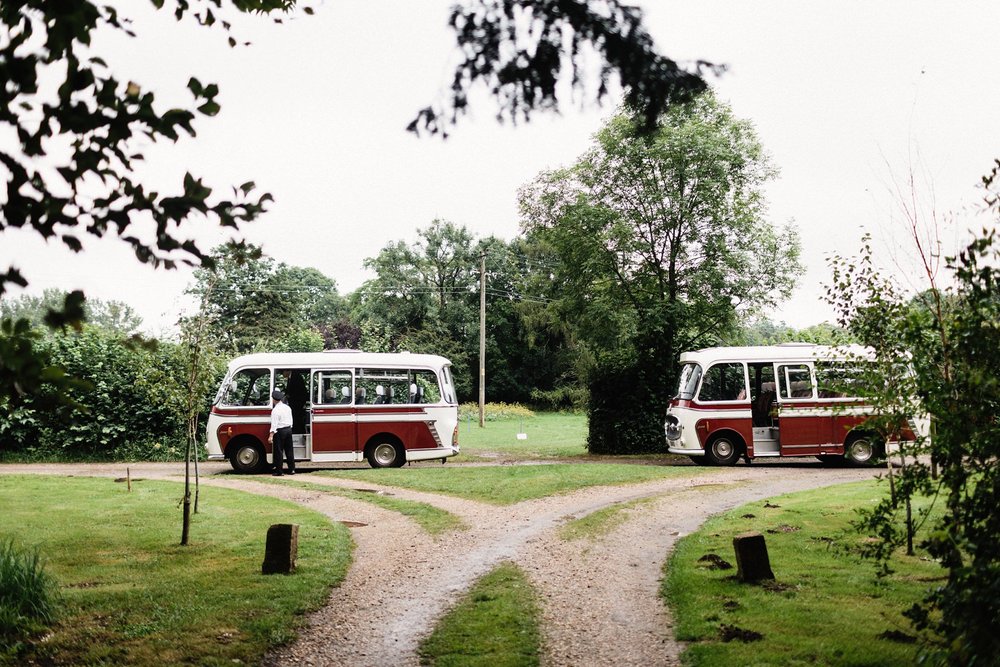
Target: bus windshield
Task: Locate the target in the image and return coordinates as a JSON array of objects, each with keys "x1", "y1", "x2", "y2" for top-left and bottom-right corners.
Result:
[{"x1": 677, "y1": 363, "x2": 702, "y2": 400}]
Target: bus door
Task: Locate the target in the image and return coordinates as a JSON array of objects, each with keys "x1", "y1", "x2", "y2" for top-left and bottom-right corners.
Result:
[
  {"x1": 775, "y1": 363, "x2": 826, "y2": 456},
  {"x1": 275, "y1": 367, "x2": 312, "y2": 459},
  {"x1": 310, "y1": 369, "x2": 357, "y2": 455}
]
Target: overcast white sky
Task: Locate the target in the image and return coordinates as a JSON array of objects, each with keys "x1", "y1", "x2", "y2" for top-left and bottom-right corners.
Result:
[{"x1": 2, "y1": 0, "x2": 998, "y2": 337}]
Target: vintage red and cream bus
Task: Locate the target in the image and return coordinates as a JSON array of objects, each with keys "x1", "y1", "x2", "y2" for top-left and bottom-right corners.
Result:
[
  {"x1": 206, "y1": 351, "x2": 460, "y2": 472},
  {"x1": 665, "y1": 344, "x2": 920, "y2": 466}
]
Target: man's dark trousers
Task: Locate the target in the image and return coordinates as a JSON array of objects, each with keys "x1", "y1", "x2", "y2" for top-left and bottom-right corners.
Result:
[{"x1": 273, "y1": 426, "x2": 295, "y2": 474}]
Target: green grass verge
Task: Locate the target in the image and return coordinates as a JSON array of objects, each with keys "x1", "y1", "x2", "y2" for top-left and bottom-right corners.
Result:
[
  {"x1": 319, "y1": 463, "x2": 699, "y2": 505},
  {"x1": 456, "y1": 412, "x2": 588, "y2": 460},
  {"x1": 255, "y1": 477, "x2": 466, "y2": 535},
  {"x1": 0, "y1": 475, "x2": 351, "y2": 666},
  {"x1": 418, "y1": 562, "x2": 541, "y2": 667},
  {"x1": 663, "y1": 479, "x2": 941, "y2": 666}
]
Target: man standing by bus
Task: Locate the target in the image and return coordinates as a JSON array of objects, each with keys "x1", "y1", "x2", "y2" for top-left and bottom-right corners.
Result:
[{"x1": 268, "y1": 389, "x2": 295, "y2": 476}]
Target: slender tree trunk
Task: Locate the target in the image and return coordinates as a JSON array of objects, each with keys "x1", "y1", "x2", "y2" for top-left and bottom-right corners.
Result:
[
  {"x1": 192, "y1": 416, "x2": 201, "y2": 514},
  {"x1": 181, "y1": 436, "x2": 191, "y2": 546}
]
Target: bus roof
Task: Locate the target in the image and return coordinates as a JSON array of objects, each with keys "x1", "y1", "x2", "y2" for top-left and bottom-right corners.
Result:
[
  {"x1": 678, "y1": 343, "x2": 872, "y2": 366},
  {"x1": 226, "y1": 350, "x2": 452, "y2": 372}
]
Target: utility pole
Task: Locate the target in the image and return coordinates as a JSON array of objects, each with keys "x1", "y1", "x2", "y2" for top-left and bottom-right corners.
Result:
[{"x1": 479, "y1": 250, "x2": 486, "y2": 427}]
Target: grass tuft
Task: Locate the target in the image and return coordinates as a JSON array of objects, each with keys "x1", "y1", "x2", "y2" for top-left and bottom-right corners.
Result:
[
  {"x1": 559, "y1": 497, "x2": 654, "y2": 541},
  {"x1": 419, "y1": 562, "x2": 540, "y2": 667},
  {"x1": 0, "y1": 539, "x2": 59, "y2": 644}
]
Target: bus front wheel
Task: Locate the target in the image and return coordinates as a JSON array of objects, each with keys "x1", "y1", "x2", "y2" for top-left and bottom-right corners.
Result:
[
  {"x1": 705, "y1": 435, "x2": 742, "y2": 466},
  {"x1": 231, "y1": 442, "x2": 266, "y2": 474},
  {"x1": 368, "y1": 439, "x2": 405, "y2": 469}
]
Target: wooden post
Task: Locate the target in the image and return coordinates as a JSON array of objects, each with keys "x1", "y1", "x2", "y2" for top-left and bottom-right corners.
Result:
[
  {"x1": 126, "y1": 467, "x2": 131, "y2": 492},
  {"x1": 478, "y1": 250, "x2": 486, "y2": 428},
  {"x1": 733, "y1": 532, "x2": 775, "y2": 582},
  {"x1": 262, "y1": 524, "x2": 299, "y2": 575}
]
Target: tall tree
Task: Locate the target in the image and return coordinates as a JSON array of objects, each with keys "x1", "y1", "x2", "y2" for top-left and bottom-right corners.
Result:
[
  {"x1": 356, "y1": 220, "x2": 480, "y2": 398},
  {"x1": 520, "y1": 92, "x2": 800, "y2": 453}
]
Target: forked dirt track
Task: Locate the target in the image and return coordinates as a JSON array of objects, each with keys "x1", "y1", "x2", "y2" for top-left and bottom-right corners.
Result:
[{"x1": 1, "y1": 461, "x2": 881, "y2": 666}]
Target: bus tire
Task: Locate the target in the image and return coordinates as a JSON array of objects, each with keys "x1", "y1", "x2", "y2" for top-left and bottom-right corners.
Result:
[
  {"x1": 845, "y1": 435, "x2": 882, "y2": 466},
  {"x1": 705, "y1": 435, "x2": 742, "y2": 466},
  {"x1": 368, "y1": 438, "x2": 404, "y2": 469},
  {"x1": 230, "y1": 441, "x2": 267, "y2": 474},
  {"x1": 690, "y1": 455, "x2": 711, "y2": 466}
]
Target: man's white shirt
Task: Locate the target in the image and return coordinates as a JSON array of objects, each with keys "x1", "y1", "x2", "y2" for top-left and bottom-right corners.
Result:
[{"x1": 270, "y1": 401, "x2": 293, "y2": 432}]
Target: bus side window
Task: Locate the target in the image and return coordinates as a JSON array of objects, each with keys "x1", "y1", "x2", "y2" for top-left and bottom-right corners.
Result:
[
  {"x1": 697, "y1": 363, "x2": 746, "y2": 402},
  {"x1": 222, "y1": 368, "x2": 270, "y2": 407},
  {"x1": 777, "y1": 364, "x2": 815, "y2": 399},
  {"x1": 316, "y1": 371, "x2": 352, "y2": 405}
]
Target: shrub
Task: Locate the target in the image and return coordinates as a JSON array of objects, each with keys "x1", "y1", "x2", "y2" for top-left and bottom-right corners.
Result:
[
  {"x1": 458, "y1": 402, "x2": 535, "y2": 421},
  {"x1": 529, "y1": 385, "x2": 588, "y2": 412},
  {"x1": 0, "y1": 540, "x2": 58, "y2": 644}
]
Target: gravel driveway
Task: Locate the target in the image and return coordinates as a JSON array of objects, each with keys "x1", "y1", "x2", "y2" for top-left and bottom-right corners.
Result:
[{"x1": 1, "y1": 460, "x2": 883, "y2": 666}]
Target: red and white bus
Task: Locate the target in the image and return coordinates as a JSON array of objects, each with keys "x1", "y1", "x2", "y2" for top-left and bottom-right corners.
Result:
[
  {"x1": 664, "y1": 344, "x2": 920, "y2": 466},
  {"x1": 206, "y1": 351, "x2": 460, "y2": 472}
]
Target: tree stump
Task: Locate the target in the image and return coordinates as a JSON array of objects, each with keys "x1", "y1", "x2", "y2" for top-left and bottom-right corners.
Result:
[
  {"x1": 262, "y1": 523, "x2": 299, "y2": 575},
  {"x1": 733, "y1": 532, "x2": 774, "y2": 582}
]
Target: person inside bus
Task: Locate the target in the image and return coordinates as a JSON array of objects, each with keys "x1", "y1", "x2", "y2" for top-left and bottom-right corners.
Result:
[
  {"x1": 279, "y1": 370, "x2": 308, "y2": 434},
  {"x1": 339, "y1": 386, "x2": 351, "y2": 404},
  {"x1": 374, "y1": 385, "x2": 387, "y2": 404},
  {"x1": 268, "y1": 389, "x2": 295, "y2": 476},
  {"x1": 354, "y1": 386, "x2": 367, "y2": 404}
]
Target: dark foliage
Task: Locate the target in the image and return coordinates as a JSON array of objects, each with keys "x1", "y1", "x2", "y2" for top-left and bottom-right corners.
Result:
[{"x1": 586, "y1": 354, "x2": 666, "y2": 455}]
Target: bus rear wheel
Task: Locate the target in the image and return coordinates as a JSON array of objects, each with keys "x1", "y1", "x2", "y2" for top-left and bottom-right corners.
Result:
[
  {"x1": 231, "y1": 442, "x2": 266, "y2": 474},
  {"x1": 845, "y1": 436, "x2": 882, "y2": 466},
  {"x1": 705, "y1": 435, "x2": 742, "y2": 466},
  {"x1": 368, "y1": 439, "x2": 405, "y2": 469}
]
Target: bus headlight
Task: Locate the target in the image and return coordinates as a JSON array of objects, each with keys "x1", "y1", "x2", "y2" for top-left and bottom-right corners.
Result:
[{"x1": 665, "y1": 415, "x2": 682, "y2": 441}]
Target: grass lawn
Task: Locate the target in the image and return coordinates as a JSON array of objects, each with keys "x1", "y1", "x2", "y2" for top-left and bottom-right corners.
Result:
[
  {"x1": 318, "y1": 463, "x2": 699, "y2": 505},
  {"x1": 663, "y1": 479, "x2": 942, "y2": 666},
  {"x1": 456, "y1": 412, "x2": 588, "y2": 460},
  {"x1": 255, "y1": 476, "x2": 466, "y2": 535},
  {"x1": 419, "y1": 562, "x2": 541, "y2": 667},
  {"x1": 0, "y1": 475, "x2": 351, "y2": 666}
]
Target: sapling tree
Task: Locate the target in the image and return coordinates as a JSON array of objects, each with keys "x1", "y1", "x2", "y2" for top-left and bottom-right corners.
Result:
[{"x1": 825, "y1": 161, "x2": 1000, "y2": 664}]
